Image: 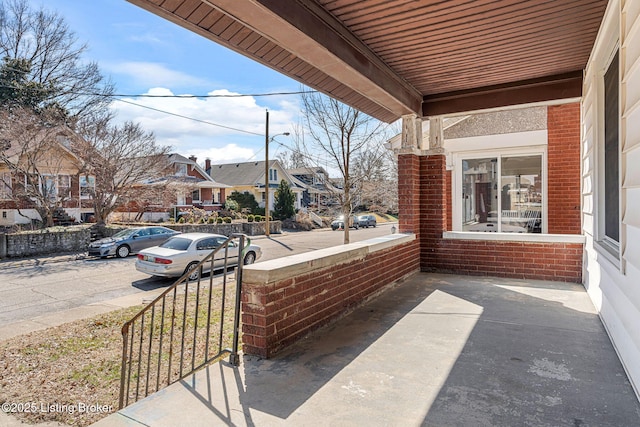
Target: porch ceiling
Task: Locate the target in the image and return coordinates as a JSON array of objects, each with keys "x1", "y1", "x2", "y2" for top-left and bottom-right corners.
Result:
[{"x1": 126, "y1": 0, "x2": 608, "y2": 122}]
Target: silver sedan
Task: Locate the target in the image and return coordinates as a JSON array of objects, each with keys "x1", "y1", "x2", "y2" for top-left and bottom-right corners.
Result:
[{"x1": 135, "y1": 233, "x2": 261, "y2": 280}]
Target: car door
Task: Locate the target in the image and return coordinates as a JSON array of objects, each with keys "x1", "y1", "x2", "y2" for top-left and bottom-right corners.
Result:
[
  {"x1": 149, "y1": 227, "x2": 172, "y2": 247},
  {"x1": 130, "y1": 228, "x2": 154, "y2": 252}
]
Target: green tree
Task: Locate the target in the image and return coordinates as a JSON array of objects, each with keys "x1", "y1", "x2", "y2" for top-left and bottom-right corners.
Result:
[
  {"x1": 273, "y1": 180, "x2": 296, "y2": 220},
  {"x1": 227, "y1": 191, "x2": 259, "y2": 212}
]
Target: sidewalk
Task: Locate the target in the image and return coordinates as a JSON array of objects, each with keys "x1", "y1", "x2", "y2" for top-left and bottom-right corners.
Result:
[{"x1": 93, "y1": 273, "x2": 640, "y2": 426}]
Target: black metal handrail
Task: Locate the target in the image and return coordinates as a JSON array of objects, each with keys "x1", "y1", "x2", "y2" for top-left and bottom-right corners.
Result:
[{"x1": 118, "y1": 233, "x2": 248, "y2": 409}]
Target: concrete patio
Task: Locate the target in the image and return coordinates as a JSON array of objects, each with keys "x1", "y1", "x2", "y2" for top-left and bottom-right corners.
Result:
[{"x1": 93, "y1": 273, "x2": 640, "y2": 426}]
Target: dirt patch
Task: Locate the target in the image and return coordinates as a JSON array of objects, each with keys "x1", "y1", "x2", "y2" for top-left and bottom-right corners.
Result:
[{"x1": 0, "y1": 283, "x2": 236, "y2": 426}]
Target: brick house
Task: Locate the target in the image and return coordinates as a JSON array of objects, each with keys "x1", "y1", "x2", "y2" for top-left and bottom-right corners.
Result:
[
  {"x1": 0, "y1": 131, "x2": 94, "y2": 226},
  {"x1": 112, "y1": 153, "x2": 230, "y2": 222},
  {"x1": 129, "y1": 0, "x2": 639, "y2": 396}
]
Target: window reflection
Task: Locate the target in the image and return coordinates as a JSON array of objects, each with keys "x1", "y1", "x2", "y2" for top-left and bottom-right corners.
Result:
[{"x1": 462, "y1": 155, "x2": 542, "y2": 233}]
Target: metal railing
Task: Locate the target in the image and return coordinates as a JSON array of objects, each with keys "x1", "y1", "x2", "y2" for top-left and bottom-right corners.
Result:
[{"x1": 118, "y1": 233, "x2": 248, "y2": 409}]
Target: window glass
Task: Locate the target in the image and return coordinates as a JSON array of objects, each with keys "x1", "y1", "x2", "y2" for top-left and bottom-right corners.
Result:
[
  {"x1": 80, "y1": 175, "x2": 95, "y2": 198},
  {"x1": 500, "y1": 156, "x2": 542, "y2": 233},
  {"x1": 603, "y1": 50, "x2": 619, "y2": 243},
  {"x1": 462, "y1": 155, "x2": 542, "y2": 233},
  {"x1": 462, "y1": 158, "x2": 498, "y2": 232},
  {"x1": 192, "y1": 189, "x2": 200, "y2": 202},
  {"x1": 0, "y1": 172, "x2": 11, "y2": 199}
]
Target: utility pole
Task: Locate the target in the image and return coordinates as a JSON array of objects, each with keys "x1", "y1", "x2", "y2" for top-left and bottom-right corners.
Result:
[
  {"x1": 265, "y1": 110, "x2": 270, "y2": 237},
  {"x1": 264, "y1": 110, "x2": 289, "y2": 238}
]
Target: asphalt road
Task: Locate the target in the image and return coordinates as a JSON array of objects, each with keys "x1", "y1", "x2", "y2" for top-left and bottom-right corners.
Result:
[{"x1": 0, "y1": 223, "x2": 396, "y2": 326}]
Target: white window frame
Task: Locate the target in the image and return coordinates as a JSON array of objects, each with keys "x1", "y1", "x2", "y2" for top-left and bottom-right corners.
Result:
[
  {"x1": 176, "y1": 164, "x2": 187, "y2": 176},
  {"x1": 269, "y1": 168, "x2": 278, "y2": 182},
  {"x1": 594, "y1": 45, "x2": 621, "y2": 264},
  {"x1": 452, "y1": 145, "x2": 548, "y2": 235}
]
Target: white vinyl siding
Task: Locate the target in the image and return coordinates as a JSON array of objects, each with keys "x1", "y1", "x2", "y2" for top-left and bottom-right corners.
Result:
[{"x1": 582, "y1": 0, "x2": 640, "y2": 398}]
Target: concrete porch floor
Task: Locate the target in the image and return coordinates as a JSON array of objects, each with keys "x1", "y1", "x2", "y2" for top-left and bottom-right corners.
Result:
[{"x1": 93, "y1": 273, "x2": 640, "y2": 426}]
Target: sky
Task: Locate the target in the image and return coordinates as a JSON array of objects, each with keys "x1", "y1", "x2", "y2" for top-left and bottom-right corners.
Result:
[{"x1": 36, "y1": 0, "x2": 304, "y2": 165}]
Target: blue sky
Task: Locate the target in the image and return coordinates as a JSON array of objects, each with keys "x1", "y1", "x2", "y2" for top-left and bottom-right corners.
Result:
[{"x1": 38, "y1": 0, "x2": 303, "y2": 164}]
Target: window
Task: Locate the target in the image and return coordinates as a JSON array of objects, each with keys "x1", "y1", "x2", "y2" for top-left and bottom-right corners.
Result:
[
  {"x1": 80, "y1": 175, "x2": 95, "y2": 198},
  {"x1": 43, "y1": 175, "x2": 57, "y2": 200},
  {"x1": 459, "y1": 153, "x2": 543, "y2": 233},
  {"x1": 600, "y1": 49, "x2": 620, "y2": 253},
  {"x1": 269, "y1": 169, "x2": 278, "y2": 182},
  {"x1": 176, "y1": 164, "x2": 187, "y2": 176},
  {"x1": 0, "y1": 172, "x2": 11, "y2": 199},
  {"x1": 58, "y1": 175, "x2": 71, "y2": 199},
  {"x1": 191, "y1": 189, "x2": 200, "y2": 202}
]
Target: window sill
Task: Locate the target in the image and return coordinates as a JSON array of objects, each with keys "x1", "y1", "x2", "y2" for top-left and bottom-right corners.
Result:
[{"x1": 443, "y1": 231, "x2": 585, "y2": 244}]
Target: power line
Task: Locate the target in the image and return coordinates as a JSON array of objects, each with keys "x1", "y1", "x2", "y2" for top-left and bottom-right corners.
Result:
[{"x1": 113, "y1": 98, "x2": 265, "y2": 136}]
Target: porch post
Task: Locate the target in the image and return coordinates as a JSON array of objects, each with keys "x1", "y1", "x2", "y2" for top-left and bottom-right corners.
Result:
[{"x1": 397, "y1": 114, "x2": 422, "y2": 234}]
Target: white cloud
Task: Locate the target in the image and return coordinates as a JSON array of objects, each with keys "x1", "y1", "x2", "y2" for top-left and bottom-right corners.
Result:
[
  {"x1": 109, "y1": 87, "x2": 299, "y2": 163},
  {"x1": 105, "y1": 62, "x2": 210, "y2": 88}
]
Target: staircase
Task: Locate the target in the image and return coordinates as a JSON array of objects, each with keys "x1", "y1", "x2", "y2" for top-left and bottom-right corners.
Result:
[{"x1": 52, "y1": 208, "x2": 76, "y2": 226}]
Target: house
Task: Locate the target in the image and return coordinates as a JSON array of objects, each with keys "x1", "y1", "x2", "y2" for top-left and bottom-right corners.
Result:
[
  {"x1": 207, "y1": 160, "x2": 304, "y2": 211},
  {"x1": 0, "y1": 129, "x2": 94, "y2": 226},
  {"x1": 111, "y1": 154, "x2": 230, "y2": 222},
  {"x1": 287, "y1": 166, "x2": 340, "y2": 209},
  {"x1": 128, "y1": 0, "x2": 639, "y2": 400}
]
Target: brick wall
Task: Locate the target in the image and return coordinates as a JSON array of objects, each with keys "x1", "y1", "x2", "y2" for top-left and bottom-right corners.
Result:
[
  {"x1": 432, "y1": 239, "x2": 583, "y2": 282},
  {"x1": 241, "y1": 235, "x2": 419, "y2": 358},
  {"x1": 394, "y1": 150, "x2": 584, "y2": 283},
  {"x1": 547, "y1": 103, "x2": 581, "y2": 234}
]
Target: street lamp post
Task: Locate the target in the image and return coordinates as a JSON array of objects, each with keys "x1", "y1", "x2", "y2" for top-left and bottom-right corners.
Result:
[{"x1": 264, "y1": 110, "x2": 289, "y2": 237}]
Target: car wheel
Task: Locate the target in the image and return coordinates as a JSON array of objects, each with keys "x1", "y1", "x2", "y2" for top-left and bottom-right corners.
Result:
[
  {"x1": 184, "y1": 262, "x2": 200, "y2": 281},
  {"x1": 243, "y1": 251, "x2": 256, "y2": 265},
  {"x1": 116, "y1": 245, "x2": 130, "y2": 258}
]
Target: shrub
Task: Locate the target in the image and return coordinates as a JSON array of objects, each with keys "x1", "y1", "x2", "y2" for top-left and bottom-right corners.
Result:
[
  {"x1": 216, "y1": 217, "x2": 223, "y2": 224},
  {"x1": 247, "y1": 214, "x2": 254, "y2": 222},
  {"x1": 224, "y1": 217, "x2": 232, "y2": 223},
  {"x1": 178, "y1": 216, "x2": 185, "y2": 223},
  {"x1": 207, "y1": 216, "x2": 216, "y2": 224}
]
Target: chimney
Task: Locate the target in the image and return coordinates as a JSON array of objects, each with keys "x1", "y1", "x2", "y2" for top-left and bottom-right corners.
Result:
[
  {"x1": 189, "y1": 155, "x2": 197, "y2": 162},
  {"x1": 205, "y1": 158, "x2": 211, "y2": 171}
]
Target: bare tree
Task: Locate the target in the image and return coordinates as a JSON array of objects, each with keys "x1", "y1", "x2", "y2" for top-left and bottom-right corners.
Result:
[
  {"x1": 300, "y1": 91, "x2": 385, "y2": 243},
  {"x1": 0, "y1": 0, "x2": 114, "y2": 121},
  {"x1": 353, "y1": 144, "x2": 398, "y2": 214},
  {"x1": 74, "y1": 121, "x2": 172, "y2": 225},
  {"x1": 0, "y1": 107, "x2": 80, "y2": 227}
]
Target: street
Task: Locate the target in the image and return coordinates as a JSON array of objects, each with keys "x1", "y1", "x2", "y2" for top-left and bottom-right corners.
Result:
[{"x1": 0, "y1": 224, "x2": 396, "y2": 327}]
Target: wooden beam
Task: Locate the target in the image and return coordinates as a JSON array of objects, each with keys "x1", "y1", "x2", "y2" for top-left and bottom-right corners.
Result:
[{"x1": 422, "y1": 71, "x2": 583, "y2": 117}]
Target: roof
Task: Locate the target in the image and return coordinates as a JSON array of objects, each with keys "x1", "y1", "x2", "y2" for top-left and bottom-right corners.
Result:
[
  {"x1": 126, "y1": 0, "x2": 607, "y2": 122},
  {"x1": 167, "y1": 153, "x2": 230, "y2": 188},
  {"x1": 208, "y1": 160, "x2": 300, "y2": 188}
]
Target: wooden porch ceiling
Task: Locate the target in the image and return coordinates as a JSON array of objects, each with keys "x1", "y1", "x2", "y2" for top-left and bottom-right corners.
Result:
[{"x1": 126, "y1": 0, "x2": 608, "y2": 123}]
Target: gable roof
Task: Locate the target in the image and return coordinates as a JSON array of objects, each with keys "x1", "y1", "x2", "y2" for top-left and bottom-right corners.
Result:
[
  {"x1": 127, "y1": 0, "x2": 607, "y2": 121},
  {"x1": 208, "y1": 160, "x2": 296, "y2": 187},
  {"x1": 167, "y1": 153, "x2": 229, "y2": 187}
]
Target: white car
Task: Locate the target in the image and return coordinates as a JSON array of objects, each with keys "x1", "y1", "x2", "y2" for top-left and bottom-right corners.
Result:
[{"x1": 135, "y1": 233, "x2": 261, "y2": 280}]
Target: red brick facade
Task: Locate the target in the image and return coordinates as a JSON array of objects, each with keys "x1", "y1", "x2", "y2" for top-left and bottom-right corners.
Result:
[{"x1": 241, "y1": 238, "x2": 420, "y2": 358}]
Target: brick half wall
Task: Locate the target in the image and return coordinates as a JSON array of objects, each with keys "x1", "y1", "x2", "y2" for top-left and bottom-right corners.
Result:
[{"x1": 241, "y1": 234, "x2": 419, "y2": 358}]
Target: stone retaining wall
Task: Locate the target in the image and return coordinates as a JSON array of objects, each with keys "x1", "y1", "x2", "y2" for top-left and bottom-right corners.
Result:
[{"x1": 0, "y1": 221, "x2": 281, "y2": 259}]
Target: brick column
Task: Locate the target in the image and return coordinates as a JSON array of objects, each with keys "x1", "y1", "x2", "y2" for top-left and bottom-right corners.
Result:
[
  {"x1": 547, "y1": 103, "x2": 581, "y2": 234},
  {"x1": 420, "y1": 154, "x2": 448, "y2": 271},
  {"x1": 398, "y1": 154, "x2": 421, "y2": 235}
]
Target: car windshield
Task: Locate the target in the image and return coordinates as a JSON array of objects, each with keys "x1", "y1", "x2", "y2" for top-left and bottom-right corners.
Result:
[
  {"x1": 112, "y1": 229, "x2": 138, "y2": 239},
  {"x1": 159, "y1": 237, "x2": 192, "y2": 251}
]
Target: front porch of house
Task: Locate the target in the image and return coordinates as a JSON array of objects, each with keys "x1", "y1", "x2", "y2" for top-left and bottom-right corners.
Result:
[{"x1": 94, "y1": 272, "x2": 640, "y2": 426}]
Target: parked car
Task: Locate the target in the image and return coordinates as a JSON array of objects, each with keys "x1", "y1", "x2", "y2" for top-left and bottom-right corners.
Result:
[
  {"x1": 356, "y1": 214, "x2": 377, "y2": 228},
  {"x1": 88, "y1": 226, "x2": 180, "y2": 258},
  {"x1": 331, "y1": 215, "x2": 359, "y2": 230},
  {"x1": 135, "y1": 233, "x2": 262, "y2": 280}
]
